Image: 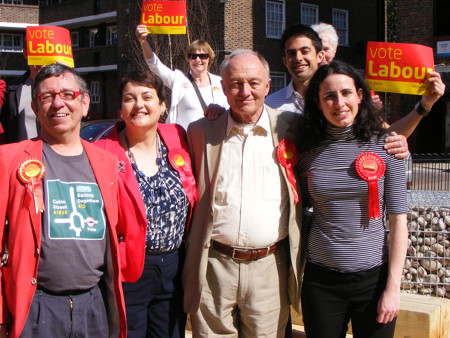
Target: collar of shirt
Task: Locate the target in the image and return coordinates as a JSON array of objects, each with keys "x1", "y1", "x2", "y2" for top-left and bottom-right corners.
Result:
[
  {"x1": 286, "y1": 80, "x2": 303, "y2": 101},
  {"x1": 226, "y1": 106, "x2": 270, "y2": 136}
]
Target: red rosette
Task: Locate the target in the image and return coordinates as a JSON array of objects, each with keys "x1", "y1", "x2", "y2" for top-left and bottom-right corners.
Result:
[
  {"x1": 18, "y1": 159, "x2": 46, "y2": 184},
  {"x1": 168, "y1": 148, "x2": 199, "y2": 202},
  {"x1": 276, "y1": 139, "x2": 300, "y2": 204},
  {"x1": 17, "y1": 159, "x2": 46, "y2": 214},
  {"x1": 355, "y1": 152, "x2": 386, "y2": 220}
]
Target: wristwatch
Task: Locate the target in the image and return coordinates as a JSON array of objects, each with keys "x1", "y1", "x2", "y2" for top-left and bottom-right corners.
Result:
[{"x1": 415, "y1": 101, "x2": 431, "y2": 117}]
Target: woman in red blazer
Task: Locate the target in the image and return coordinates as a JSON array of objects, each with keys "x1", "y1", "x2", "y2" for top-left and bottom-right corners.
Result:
[{"x1": 95, "y1": 70, "x2": 197, "y2": 338}]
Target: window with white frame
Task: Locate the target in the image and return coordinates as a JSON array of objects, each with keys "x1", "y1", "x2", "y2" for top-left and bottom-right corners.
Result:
[
  {"x1": 106, "y1": 26, "x2": 117, "y2": 45},
  {"x1": 71, "y1": 31, "x2": 79, "y2": 49},
  {"x1": 332, "y1": 9, "x2": 348, "y2": 46},
  {"x1": 269, "y1": 72, "x2": 286, "y2": 95},
  {"x1": 1, "y1": 0, "x2": 24, "y2": 4},
  {"x1": 90, "y1": 81, "x2": 101, "y2": 104},
  {"x1": 300, "y1": 3, "x2": 318, "y2": 25},
  {"x1": 89, "y1": 28, "x2": 98, "y2": 47},
  {"x1": 266, "y1": 0, "x2": 285, "y2": 39},
  {"x1": 0, "y1": 33, "x2": 23, "y2": 52}
]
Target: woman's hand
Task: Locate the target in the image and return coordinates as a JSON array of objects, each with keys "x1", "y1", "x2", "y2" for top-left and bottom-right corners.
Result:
[
  {"x1": 136, "y1": 25, "x2": 148, "y2": 44},
  {"x1": 420, "y1": 71, "x2": 446, "y2": 111},
  {"x1": 135, "y1": 25, "x2": 154, "y2": 60},
  {"x1": 377, "y1": 213, "x2": 408, "y2": 324},
  {"x1": 376, "y1": 287, "x2": 401, "y2": 324}
]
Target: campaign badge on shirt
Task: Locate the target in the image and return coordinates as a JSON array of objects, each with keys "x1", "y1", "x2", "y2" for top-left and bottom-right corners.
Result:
[
  {"x1": 18, "y1": 159, "x2": 46, "y2": 213},
  {"x1": 276, "y1": 139, "x2": 300, "y2": 204},
  {"x1": 168, "y1": 148, "x2": 199, "y2": 201},
  {"x1": 46, "y1": 180, "x2": 106, "y2": 239},
  {"x1": 355, "y1": 152, "x2": 386, "y2": 220}
]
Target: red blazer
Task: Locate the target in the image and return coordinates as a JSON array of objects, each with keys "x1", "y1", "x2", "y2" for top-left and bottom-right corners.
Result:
[
  {"x1": 95, "y1": 122, "x2": 198, "y2": 282},
  {"x1": 0, "y1": 138, "x2": 126, "y2": 338}
]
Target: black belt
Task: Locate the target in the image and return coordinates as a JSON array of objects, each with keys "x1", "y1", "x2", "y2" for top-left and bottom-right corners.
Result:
[
  {"x1": 36, "y1": 285, "x2": 94, "y2": 296},
  {"x1": 212, "y1": 238, "x2": 287, "y2": 261}
]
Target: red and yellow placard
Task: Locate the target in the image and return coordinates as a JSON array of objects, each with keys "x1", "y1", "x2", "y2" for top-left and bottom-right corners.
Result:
[
  {"x1": 18, "y1": 159, "x2": 46, "y2": 214},
  {"x1": 365, "y1": 42, "x2": 434, "y2": 96},
  {"x1": 26, "y1": 26, "x2": 74, "y2": 67},
  {"x1": 276, "y1": 139, "x2": 299, "y2": 205},
  {"x1": 140, "y1": 0, "x2": 186, "y2": 35},
  {"x1": 355, "y1": 152, "x2": 385, "y2": 220}
]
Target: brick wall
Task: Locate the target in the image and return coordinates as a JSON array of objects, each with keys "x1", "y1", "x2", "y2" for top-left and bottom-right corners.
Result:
[
  {"x1": 0, "y1": 4, "x2": 38, "y2": 24},
  {"x1": 224, "y1": 0, "x2": 253, "y2": 51},
  {"x1": 40, "y1": 0, "x2": 117, "y2": 23},
  {"x1": 396, "y1": 1, "x2": 434, "y2": 47}
]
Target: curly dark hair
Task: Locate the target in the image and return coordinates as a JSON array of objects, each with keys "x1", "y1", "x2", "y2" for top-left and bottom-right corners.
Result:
[{"x1": 296, "y1": 60, "x2": 385, "y2": 151}]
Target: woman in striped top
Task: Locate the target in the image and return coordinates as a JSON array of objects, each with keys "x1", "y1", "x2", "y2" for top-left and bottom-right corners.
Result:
[{"x1": 296, "y1": 61, "x2": 408, "y2": 338}]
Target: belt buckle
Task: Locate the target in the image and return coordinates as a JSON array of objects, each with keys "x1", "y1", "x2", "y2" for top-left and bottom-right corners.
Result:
[
  {"x1": 265, "y1": 245, "x2": 271, "y2": 257},
  {"x1": 231, "y1": 247, "x2": 246, "y2": 260}
]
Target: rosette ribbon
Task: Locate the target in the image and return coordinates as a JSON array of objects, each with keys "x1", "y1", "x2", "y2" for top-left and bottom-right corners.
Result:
[
  {"x1": 276, "y1": 139, "x2": 299, "y2": 204},
  {"x1": 168, "y1": 148, "x2": 199, "y2": 203},
  {"x1": 18, "y1": 159, "x2": 46, "y2": 214},
  {"x1": 355, "y1": 152, "x2": 386, "y2": 220}
]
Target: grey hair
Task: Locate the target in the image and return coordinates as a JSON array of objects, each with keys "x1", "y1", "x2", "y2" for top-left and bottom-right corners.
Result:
[
  {"x1": 220, "y1": 49, "x2": 270, "y2": 81},
  {"x1": 32, "y1": 63, "x2": 88, "y2": 99},
  {"x1": 311, "y1": 22, "x2": 339, "y2": 49}
]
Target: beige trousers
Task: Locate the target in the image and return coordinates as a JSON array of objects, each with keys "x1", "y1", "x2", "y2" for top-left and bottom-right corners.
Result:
[{"x1": 190, "y1": 245, "x2": 290, "y2": 337}]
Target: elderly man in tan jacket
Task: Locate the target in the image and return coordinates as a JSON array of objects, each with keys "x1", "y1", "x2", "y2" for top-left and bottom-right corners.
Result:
[{"x1": 183, "y1": 49, "x2": 303, "y2": 337}]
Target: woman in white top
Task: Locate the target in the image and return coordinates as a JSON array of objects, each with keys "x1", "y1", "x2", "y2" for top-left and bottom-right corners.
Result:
[{"x1": 136, "y1": 25, "x2": 228, "y2": 130}]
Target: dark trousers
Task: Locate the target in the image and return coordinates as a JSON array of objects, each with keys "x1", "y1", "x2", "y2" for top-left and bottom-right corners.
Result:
[
  {"x1": 123, "y1": 248, "x2": 186, "y2": 338},
  {"x1": 301, "y1": 262, "x2": 396, "y2": 338},
  {"x1": 21, "y1": 284, "x2": 108, "y2": 338}
]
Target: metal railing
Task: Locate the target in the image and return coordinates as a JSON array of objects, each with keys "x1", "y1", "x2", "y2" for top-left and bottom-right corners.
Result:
[
  {"x1": 405, "y1": 153, "x2": 450, "y2": 191},
  {"x1": 402, "y1": 154, "x2": 450, "y2": 298}
]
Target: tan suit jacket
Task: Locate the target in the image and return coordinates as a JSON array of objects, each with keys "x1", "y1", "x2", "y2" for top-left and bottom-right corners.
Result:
[{"x1": 183, "y1": 105, "x2": 304, "y2": 314}]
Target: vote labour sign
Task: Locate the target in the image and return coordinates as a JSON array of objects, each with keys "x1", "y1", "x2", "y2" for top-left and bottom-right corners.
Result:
[
  {"x1": 140, "y1": 0, "x2": 186, "y2": 35},
  {"x1": 26, "y1": 26, "x2": 74, "y2": 68},
  {"x1": 365, "y1": 42, "x2": 434, "y2": 96}
]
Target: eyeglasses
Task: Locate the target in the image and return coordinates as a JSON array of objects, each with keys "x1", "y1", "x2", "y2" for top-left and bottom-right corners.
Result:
[
  {"x1": 188, "y1": 53, "x2": 209, "y2": 60},
  {"x1": 37, "y1": 90, "x2": 82, "y2": 103}
]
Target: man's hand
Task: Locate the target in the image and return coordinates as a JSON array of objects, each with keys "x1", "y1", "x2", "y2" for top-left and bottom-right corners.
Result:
[
  {"x1": 384, "y1": 132, "x2": 409, "y2": 159},
  {"x1": 420, "y1": 71, "x2": 446, "y2": 111},
  {"x1": 204, "y1": 104, "x2": 226, "y2": 121}
]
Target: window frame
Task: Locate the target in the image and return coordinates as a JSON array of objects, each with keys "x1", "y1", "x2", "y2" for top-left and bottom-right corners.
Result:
[
  {"x1": 300, "y1": 3, "x2": 319, "y2": 26},
  {"x1": 0, "y1": 33, "x2": 23, "y2": 52},
  {"x1": 89, "y1": 28, "x2": 98, "y2": 47},
  {"x1": 265, "y1": 0, "x2": 285, "y2": 39},
  {"x1": 269, "y1": 72, "x2": 287, "y2": 95},
  {"x1": 90, "y1": 81, "x2": 101, "y2": 104},
  {"x1": 70, "y1": 31, "x2": 79, "y2": 49},
  {"x1": 332, "y1": 8, "x2": 349, "y2": 46},
  {"x1": 1, "y1": 0, "x2": 24, "y2": 4},
  {"x1": 106, "y1": 26, "x2": 117, "y2": 45}
]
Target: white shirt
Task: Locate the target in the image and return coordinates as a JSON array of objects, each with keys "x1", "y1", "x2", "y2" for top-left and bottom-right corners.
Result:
[
  {"x1": 211, "y1": 108, "x2": 289, "y2": 248},
  {"x1": 265, "y1": 80, "x2": 304, "y2": 115}
]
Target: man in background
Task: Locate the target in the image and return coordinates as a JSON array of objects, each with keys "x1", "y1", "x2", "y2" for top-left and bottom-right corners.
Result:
[{"x1": 0, "y1": 48, "x2": 42, "y2": 143}]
